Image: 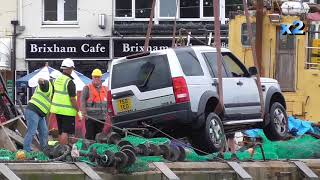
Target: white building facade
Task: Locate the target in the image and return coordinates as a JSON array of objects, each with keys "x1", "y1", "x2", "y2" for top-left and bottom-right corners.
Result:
[
  {"x1": 0, "y1": 0, "x2": 19, "y2": 100},
  {"x1": 15, "y1": 0, "x2": 113, "y2": 103},
  {"x1": 15, "y1": 0, "x2": 231, "y2": 103}
]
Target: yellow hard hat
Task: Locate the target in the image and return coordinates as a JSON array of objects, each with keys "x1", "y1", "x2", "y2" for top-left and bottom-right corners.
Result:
[{"x1": 92, "y1": 69, "x2": 102, "y2": 77}]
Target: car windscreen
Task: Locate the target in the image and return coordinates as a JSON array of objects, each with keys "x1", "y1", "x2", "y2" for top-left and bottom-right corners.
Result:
[{"x1": 111, "y1": 55, "x2": 172, "y2": 92}]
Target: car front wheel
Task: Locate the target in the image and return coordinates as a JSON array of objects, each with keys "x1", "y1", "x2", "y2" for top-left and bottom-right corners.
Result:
[{"x1": 263, "y1": 102, "x2": 288, "y2": 141}]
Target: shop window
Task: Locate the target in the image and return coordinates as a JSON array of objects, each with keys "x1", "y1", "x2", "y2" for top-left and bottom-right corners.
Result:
[
  {"x1": 115, "y1": 0, "x2": 132, "y2": 17},
  {"x1": 180, "y1": 0, "x2": 200, "y2": 18},
  {"x1": 307, "y1": 24, "x2": 320, "y2": 69},
  {"x1": 225, "y1": 0, "x2": 242, "y2": 18},
  {"x1": 16, "y1": 71, "x2": 28, "y2": 105},
  {"x1": 160, "y1": 0, "x2": 177, "y2": 17},
  {"x1": 43, "y1": 0, "x2": 77, "y2": 24},
  {"x1": 114, "y1": 0, "x2": 226, "y2": 21},
  {"x1": 44, "y1": 0, "x2": 57, "y2": 21},
  {"x1": 241, "y1": 23, "x2": 256, "y2": 46},
  {"x1": 203, "y1": 0, "x2": 213, "y2": 17},
  {"x1": 135, "y1": 0, "x2": 153, "y2": 18}
]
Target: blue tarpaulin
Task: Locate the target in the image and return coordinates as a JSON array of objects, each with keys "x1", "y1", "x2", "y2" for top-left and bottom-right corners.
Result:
[
  {"x1": 244, "y1": 116, "x2": 320, "y2": 137},
  {"x1": 288, "y1": 116, "x2": 320, "y2": 136},
  {"x1": 16, "y1": 65, "x2": 91, "y2": 91}
]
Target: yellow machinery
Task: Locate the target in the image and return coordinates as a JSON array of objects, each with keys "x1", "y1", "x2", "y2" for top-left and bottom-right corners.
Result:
[
  {"x1": 310, "y1": 23, "x2": 320, "y2": 65},
  {"x1": 228, "y1": 14, "x2": 320, "y2": 122}
]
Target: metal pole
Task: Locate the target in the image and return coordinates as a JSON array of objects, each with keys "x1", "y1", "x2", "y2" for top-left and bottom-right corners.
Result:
[
  {"x1": 242, "y1": 0, "x2": 265, "y2": 117},
  {"x1": 144, "y1": 0, "x2": 156, "y2": 53},
  {"x1": 256, "y1": 0, "x2": 264, "y2": 76},
  {"x1": 171, "y1": 0, "x2": 179, "y2": 47},
  {"x1": 213, "y1": 0, "x2": 224, "y2": 111},
  {"x1": 11, "y1": 20, "x2": 19, "y2": 104}
]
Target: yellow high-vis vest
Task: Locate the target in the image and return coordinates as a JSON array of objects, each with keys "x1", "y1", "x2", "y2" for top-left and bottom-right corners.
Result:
[
  {"x1": 50, "y1": 74, "x2": 77, "y2": 116},
  {"x1": 29, "y1": 81, "x2": 53, "y2": 115}
]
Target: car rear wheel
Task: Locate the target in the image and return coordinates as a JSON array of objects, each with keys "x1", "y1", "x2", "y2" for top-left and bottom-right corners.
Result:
[
  {"x1": 263, "y1": 102, "x2": 288, "y2": 141},
  {"x1": 191, "y1": 112, "x2": 225, "y2": 155}
]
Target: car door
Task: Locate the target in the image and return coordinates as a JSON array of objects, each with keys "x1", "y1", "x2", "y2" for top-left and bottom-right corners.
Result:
[
  {"x1": 201, "y1": 52, "x2": 242, "y2": 118},
  {"x1": 222, "y1": 52, "x2": 261, "y2": 119}
]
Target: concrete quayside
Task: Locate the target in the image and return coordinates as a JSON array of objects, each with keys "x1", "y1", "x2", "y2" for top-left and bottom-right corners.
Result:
[{"x1": 0, "y1": 159, "x2": 319, "y2": 180}]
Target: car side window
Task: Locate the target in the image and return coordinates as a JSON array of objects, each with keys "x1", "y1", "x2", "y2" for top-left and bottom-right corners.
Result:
[
  {"x1": 202, "y1": 52, "x2": 228, "y2": 77},
  {"x1": 222, "y1": 52, "x2": 249, "y2": 77},
  {"x1": 201, "y1": 53, "x2": 215, "y2": 77},
  {"x1": 176, "y1": 50, "x2": 204, "y2": 76}
]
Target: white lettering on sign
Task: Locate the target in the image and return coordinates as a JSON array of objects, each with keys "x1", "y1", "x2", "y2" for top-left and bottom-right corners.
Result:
[
  {"x1": 221, "y1": 42, "x2": 229, "y2": 48},
  {"x1": 122, "y1": 43, "x2": 168, "y2": 53},
  {"x1": 81, "y1": 43, "x2": 106, "y2": 53},
  {"x1": 211, "y1": 42, "x2": 229, "y2": 48},
  {"x1": 29, "y1": 44, "x2": 77, "y2": 53},
  {"x1": 30, "y1": 44, "x2": 38, "y2": 52}
]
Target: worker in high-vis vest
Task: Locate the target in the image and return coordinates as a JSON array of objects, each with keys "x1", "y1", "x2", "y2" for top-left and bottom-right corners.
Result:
[
  {"x1": 80, "y1": 68, "x2": 108, "y2": 140},
  {"x1": 50, "y1": 58, "x2": 79, "y2": 145},
  {"x1": 23, "y1": 78, "x2": 53, "y2": 152}
]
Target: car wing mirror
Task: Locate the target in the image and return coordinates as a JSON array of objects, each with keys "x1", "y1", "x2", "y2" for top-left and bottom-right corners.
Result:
[{"x1": 249, "y1": 67, "x2": 258, "y2": 76}]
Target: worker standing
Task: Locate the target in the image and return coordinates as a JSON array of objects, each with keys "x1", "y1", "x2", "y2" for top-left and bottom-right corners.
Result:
[
  {"x1": 50, "y1": 58, "x2": 79, "y2": 145},
  {"x1": 23, "y1": 78, "x2": 53, "y2": 152},
  {"x1": 81, "y1": 69, "x2": 108, "y2": 140}
]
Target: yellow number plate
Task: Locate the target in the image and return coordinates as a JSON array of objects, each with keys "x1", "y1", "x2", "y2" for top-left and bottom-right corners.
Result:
[{"x1": 117, "y1": 98, "x2": 132, "y2": 112}]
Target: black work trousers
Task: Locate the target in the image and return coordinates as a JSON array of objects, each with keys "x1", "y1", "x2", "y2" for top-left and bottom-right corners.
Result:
[{"x1": 85, "y1": 117, "x2": 104, "y2": 140}]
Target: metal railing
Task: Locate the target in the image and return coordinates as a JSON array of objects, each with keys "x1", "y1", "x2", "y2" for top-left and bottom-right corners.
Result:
[{"x1": 306, "y1": 46, "x2": 320, "y2": 70}]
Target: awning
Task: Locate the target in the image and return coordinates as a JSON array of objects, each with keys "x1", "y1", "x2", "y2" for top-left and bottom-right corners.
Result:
[
  {"x1": 307, "y1": 12, "x2": 320, "y2": 21},
  {"x1": 0, "y1": 38, "x2": 11, "y2": 70}
]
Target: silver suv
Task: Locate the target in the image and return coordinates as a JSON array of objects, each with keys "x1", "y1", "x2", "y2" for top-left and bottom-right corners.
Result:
[{"x1": 107, "y1": 46, "x2": 288, "y2": 154}]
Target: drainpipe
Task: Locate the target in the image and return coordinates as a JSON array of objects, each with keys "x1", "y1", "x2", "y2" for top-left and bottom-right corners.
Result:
[
  {"x1": 11, "y1": 20, "x2": 19, "y2": 103},
  {"x1": 19, "y1": 0, "x2": 23, "y2": 26}
]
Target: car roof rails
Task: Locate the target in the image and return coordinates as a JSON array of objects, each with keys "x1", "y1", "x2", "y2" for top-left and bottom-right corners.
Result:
[{"x1": 126, "y1": 52, "x2": 151, "y2": 60}]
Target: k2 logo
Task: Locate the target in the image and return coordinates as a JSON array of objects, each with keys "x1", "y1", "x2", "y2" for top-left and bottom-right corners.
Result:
[{"x1": 280, "y1": 20, "x2": 305, "y2": 35}]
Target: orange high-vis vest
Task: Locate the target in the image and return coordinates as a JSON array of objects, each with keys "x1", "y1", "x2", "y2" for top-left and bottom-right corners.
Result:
[{"x1": 85, "y1": 84, "x2": 108, "y2": 118}]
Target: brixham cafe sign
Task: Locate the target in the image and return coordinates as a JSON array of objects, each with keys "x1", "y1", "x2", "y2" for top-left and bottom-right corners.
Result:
[
  {"x1": 25, "y1": 39, "x2": 109, "y2": 59},
  {"x1": 113, "y1": 38, "x2": 229, "y2": 57},
  {"x1": 113, "y1": 39, "x2": 171, "y2": 57}
]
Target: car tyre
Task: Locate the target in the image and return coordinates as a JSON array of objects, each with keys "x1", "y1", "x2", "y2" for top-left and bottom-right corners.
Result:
[
  {"x1": 263, "y1": 102, "x2": 288, "y2": 141},
  {"x1": 191, "y1": 112, "x2": 225, "y2": 155}
]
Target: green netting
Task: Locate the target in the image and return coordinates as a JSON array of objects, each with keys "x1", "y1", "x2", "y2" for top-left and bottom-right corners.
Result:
[
  {"x1": 73, "y1": 132, "x2": 320, "y2": 173},
  {"x1": 122, "y1": 135, "x2": 170, "y2": 146},
  {"x1": 121, "y1": 132, "x2": 320, "y2": 172},
  {"x1": 0, "y1": 149, "x2": 49, "y2": 161},
  {"x1": 74, "y1": 136, "x2": 171, "y2": 171},
  {"x1": 0, "y1": 149, "x2": 15, "y2": 160},
  {"x1": 75, "y1": 139, "x2": 119, "y2": 155},
  {"x1": 229, "y1": 130, "x2": 320, "y2": 161},
  {"x1": 81, "y1": 143, "x2": 119, "y2": 154},
  {"x1": 25, "y1": 151, "x2": 49, "y2": 161},
  {"x1": 183, "y1": 149, "x2": 215, "y2": 162},
  {"x1": 120, "y1": 156, "x2": 165, "y2": 173}
]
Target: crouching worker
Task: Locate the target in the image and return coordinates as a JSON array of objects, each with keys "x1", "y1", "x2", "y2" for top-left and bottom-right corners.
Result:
[
  {"x1": 81, "y1": 69, "x2": 109, "y2": 140},
  {"x1": 24, "y1": 78, "x2": 53, "y2": 152}
]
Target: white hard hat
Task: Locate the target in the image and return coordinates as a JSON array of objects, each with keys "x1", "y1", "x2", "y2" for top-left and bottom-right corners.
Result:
[{"x1": 61, "y1": 58, "x2": 75, "y2": 69}]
